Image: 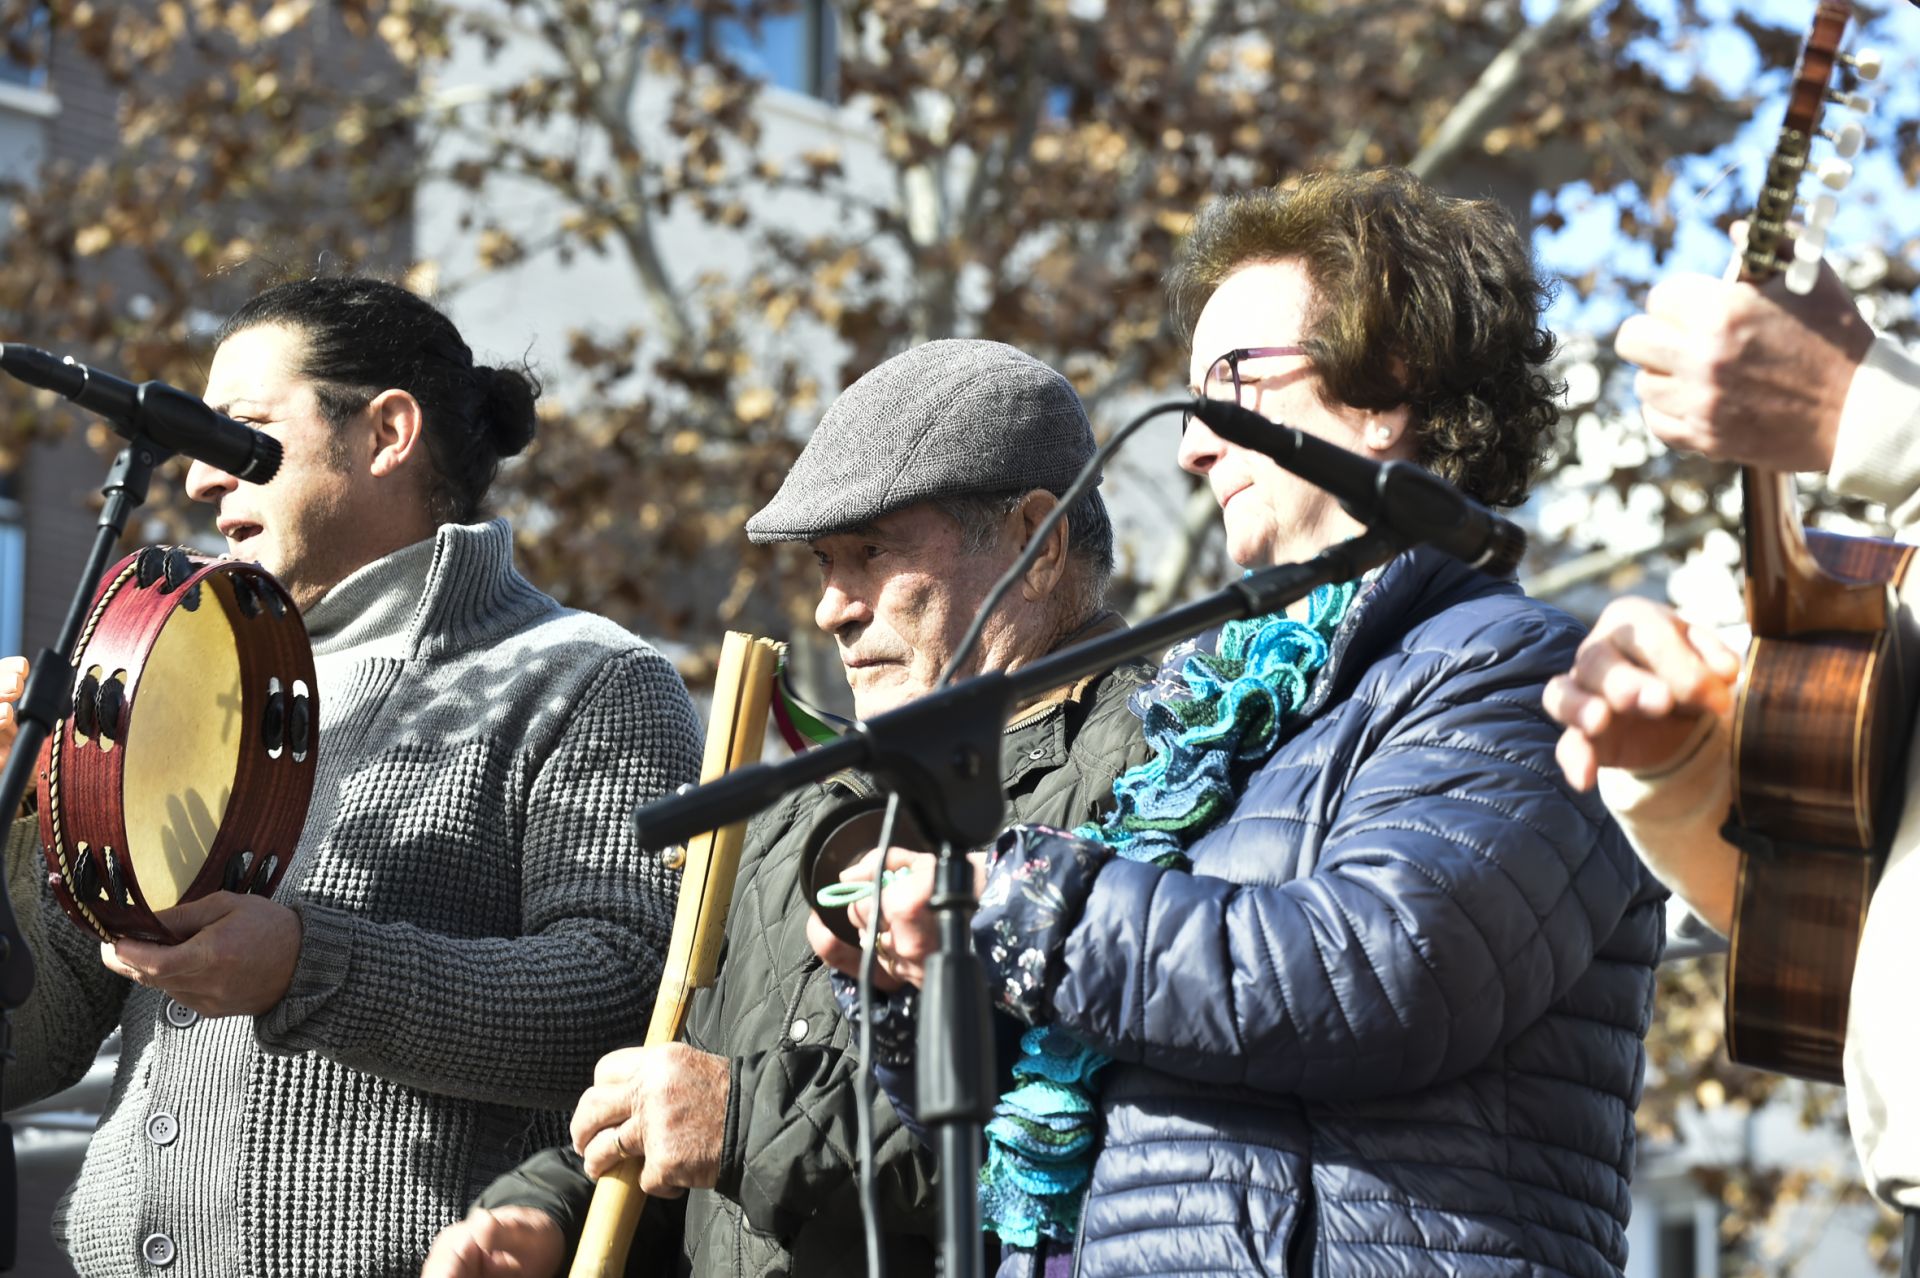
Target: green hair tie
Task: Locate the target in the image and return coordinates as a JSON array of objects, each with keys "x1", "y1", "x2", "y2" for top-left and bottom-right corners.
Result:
[{"x1": 816, "y1": 867, "x2": 904, "y2": 908}]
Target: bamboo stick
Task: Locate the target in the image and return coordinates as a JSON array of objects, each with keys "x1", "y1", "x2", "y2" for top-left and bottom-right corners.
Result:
[{"x1": 568, "y1": 631, "x2": 782, "y2": 1278}]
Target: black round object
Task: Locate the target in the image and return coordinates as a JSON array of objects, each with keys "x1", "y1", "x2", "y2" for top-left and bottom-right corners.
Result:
[{"x1": 801, "y1": 795, "x2": 931, "y2": 947}]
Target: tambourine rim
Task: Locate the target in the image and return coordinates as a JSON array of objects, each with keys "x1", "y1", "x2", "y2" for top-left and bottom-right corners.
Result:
[{"x1": 37, "y1": 549, "x2": 317, "y2": 944}]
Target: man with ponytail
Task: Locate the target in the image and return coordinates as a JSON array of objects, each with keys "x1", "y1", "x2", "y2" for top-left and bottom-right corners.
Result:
[{"x1": 0, "y1": 276, "x2": 704, "y2": 1277}]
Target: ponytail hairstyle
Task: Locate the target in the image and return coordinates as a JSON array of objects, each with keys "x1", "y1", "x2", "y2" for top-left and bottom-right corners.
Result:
[{"x1": 215, "y1": 276, "x2": 540, "y2": 523}]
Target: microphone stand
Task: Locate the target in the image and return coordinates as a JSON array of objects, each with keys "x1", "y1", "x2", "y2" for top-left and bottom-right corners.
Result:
[
  {"x1": 0, "y1": 435, "x2": 169, "y2": 1271},
  {"x1": 633, "y1": 525, "x2": 1413, "y2": 1278}
]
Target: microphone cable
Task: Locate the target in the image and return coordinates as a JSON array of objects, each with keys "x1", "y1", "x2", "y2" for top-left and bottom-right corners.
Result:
[
  {"x1": 936, "y1": 401, "x2": 1191, "y2": 688},
  {"x1": 853, "y1": 791, "x2": 903, "y2": 1278},
  {"x1": 848, "y1": 398, "x2": 1190, "y2": 1278}
]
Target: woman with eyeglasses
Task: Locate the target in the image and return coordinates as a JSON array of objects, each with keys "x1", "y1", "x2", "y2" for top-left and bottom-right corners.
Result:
[{"x1": 819, "y1": 168, "x2": 1662, "y2": 1278}]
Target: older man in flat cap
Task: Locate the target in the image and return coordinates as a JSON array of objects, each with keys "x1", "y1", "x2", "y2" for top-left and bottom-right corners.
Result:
[{"x1": 424, "y1": 340, "x2": 1153, "y2": 1278}]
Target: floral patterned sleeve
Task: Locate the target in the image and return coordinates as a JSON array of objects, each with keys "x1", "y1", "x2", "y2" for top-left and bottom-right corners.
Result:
[
  {"x1": 972, "y1": 824, "x2": 1116, "y2": 1025},
  {"x1": 828, "y1": 973, "x2": 919, "y2": 1069}
]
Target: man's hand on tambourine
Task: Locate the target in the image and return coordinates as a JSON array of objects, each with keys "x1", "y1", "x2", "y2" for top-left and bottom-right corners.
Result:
[
  {"x1": 0, "y1": 655, "x2": 26, "y2": 773},
  {"x1": 101, "y1": 891, "x2": 304, "y2": 1016}
]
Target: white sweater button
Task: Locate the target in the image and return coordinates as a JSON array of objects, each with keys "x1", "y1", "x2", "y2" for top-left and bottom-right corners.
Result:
[
  {"x1": 142, "y1": 1232, "x2": 176, "y2": 1266},
  {"x1": 146, "y1": 1112, "x2": 179, "y2": 1147}
]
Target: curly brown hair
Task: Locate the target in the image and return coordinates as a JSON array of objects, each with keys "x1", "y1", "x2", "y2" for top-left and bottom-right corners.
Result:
[{"x1": 1166, "y1": 169, "x2": 1560, "y2": 508}]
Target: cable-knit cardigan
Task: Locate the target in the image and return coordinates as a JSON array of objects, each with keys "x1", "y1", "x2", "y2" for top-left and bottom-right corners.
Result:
[{"x1": 5, "y1": 520, "x2": 703, "y2": 1277}]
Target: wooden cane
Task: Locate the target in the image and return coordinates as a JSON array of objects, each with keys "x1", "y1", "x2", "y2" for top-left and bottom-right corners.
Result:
[{"x1": 568, "y1": 630, "x2": 782, "y2": 1278}]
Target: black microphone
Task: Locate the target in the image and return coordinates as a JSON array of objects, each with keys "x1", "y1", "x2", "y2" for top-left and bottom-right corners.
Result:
[
  {"x1": 1186, "y1": 398, "x2": 1526, "y2": 577},
  {"x1": 0, "y1": 344, "x2": 281, "y2": 484}
]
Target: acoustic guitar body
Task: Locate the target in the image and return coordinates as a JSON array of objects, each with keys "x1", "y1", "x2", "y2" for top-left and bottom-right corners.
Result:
[{"x1": 1727, "y1": 531, "x2": 1918, "y2": 1083}]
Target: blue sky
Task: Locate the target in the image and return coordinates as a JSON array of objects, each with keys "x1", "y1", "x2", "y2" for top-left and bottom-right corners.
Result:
[{"x1": 1528, "y1": 0, "x2": 1920, "y2": 336}]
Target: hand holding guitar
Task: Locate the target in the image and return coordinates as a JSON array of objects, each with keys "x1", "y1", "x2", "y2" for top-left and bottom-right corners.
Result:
[
  {"x1": 1616, "y1": 253, "x2": 1873, "y2": 471},
  {"x1": 1574, "y1": 0, "x2": 1893, "y2": 1085}
]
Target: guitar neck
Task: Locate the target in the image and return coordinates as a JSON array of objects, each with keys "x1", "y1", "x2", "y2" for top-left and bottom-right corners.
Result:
[{"x1": 1743, "y1": 464, "x2": 1888, "y2": 637}]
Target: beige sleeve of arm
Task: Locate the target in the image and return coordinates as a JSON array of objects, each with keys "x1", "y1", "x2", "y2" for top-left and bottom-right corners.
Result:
[
  {"x1": 1595, "y1": 713, "x2": 1740, "y2": 936},
  {"x1": 1830, "y1": 336, "x2": 1920, "y2": 534},
  {"x1": 1846, "y1": 736, "x2": 1920, "y2": 1211}
]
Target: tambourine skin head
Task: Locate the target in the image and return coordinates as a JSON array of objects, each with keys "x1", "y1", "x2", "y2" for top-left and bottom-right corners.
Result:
[{"x1": 37, "y1": 548, "x2": 318, "y2": 944}]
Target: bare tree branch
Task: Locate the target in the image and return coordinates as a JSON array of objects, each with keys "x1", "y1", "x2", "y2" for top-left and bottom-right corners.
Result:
[
  {"x1": 1130, "y1": 479, "x2": 1220, "y2": 619},
  {"x1": 1407, "y1": 0, "x2": 1612, "y2": 182},
  {"x1": 1521, "y1": 511, "x2": 1733, "y2": 602}
]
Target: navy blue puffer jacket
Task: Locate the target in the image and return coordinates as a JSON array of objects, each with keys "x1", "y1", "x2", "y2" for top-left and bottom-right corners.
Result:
[{"x1": 973, "y1": 547, "x2": 1665, "y2": 1278}]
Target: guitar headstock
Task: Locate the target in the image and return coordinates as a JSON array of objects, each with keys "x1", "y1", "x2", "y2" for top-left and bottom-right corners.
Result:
[{"x1": 1739, "y1": 0, "x2": 1882, "y2": 295}]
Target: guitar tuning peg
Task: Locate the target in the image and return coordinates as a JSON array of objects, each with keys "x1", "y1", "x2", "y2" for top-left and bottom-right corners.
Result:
[
  {"x1": 1827, "y1": 88, "x2": 1874, "y2": 114},
  {"x1": 1844, "y1": 48, "x2": 1883, "y2": 81},
  {"x1": 1824, "y1": 119, "x2": 1865, "y2": 158},
  {"x1": 1793, "y1": 228, "x2": 1828, "y2": 263},
  {"x1": 1818, "y1": 157, "x2": 1855, "y2": 190},
  {"x1": 1806, "y1": 192, "x2": 1839, "y2": 229},
  {"x1": 1785, "y1": 256, "x2": 1820, "y2": 296}
]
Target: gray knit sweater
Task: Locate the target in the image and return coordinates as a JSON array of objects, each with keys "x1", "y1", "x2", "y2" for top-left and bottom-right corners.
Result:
[{"x1": 5, "y1": 520, "x2": 703, "y2": 1277}]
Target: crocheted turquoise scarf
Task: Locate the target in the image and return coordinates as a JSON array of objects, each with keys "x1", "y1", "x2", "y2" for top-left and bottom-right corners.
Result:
[{"x1": 979, "y1": 580, "x2": 1358, "y2": 1250}]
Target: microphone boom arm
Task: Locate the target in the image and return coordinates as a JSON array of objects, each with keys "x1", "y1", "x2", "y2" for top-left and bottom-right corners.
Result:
[{"x1": 631, "y1": 526, "x2": 1413, "y2": 854}]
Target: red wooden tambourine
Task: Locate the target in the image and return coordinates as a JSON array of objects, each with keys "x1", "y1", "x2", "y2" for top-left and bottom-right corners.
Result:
[{"x1": 35, "y1": 546, "x2": 318, "y2": 944}]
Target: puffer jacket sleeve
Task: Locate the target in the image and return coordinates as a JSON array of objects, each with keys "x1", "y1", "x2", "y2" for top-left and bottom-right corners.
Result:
[{"x1": 972, "y1": 613, "x2": 1650, "y2": 1102}]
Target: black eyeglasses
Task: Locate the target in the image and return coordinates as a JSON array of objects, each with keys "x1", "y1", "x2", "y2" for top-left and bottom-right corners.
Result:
[{"x1": 1183, "y1": 345, "x2": 1307, "y2": 432}]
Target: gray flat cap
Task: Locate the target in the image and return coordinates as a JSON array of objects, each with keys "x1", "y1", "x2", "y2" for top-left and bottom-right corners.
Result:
[{"x1": 746, "y1": 339, "x2": 1099, "y2": 542}]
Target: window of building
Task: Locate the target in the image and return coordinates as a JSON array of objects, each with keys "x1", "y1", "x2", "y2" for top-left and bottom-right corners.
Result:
[
  {"x1": 1656, "y1": 1213, "x2": 1697, "y2": 1278},
  {"x1": 677, "y1": 1, "x2": 837, "y2": 101},
  {"x1": 0, "y1": 491, "x2": 23, "y2": 658},
  {"x1": 0, "y1": 6, "x2": 49, "y2": 91}
]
